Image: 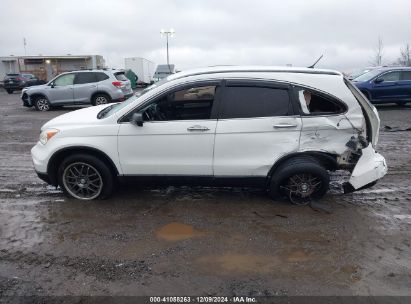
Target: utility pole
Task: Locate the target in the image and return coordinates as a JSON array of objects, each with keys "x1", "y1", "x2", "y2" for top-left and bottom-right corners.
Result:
[
  {"x1": 160, "y1": 28, "x2": 175, "y2": 70},
  {"x1": 23, "y1": 37, "x2": 27, "y2": 55}
]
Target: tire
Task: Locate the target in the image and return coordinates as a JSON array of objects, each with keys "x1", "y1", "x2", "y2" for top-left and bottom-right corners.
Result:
[
  {"x1": 57, "y1": 154, "x2": 114, "y2": 200},
  {"x1": 396, "y1": 101, "x2": 407, "y2": 106},
  {"x1": 6, "y1": 89, "x2": 13, "y2": 94},
  {"x1": 34, "y1": 96, "x2": 51, "y2": 111},
  {"x1": 92, "y1": 93, "x2": 110, "y2": 106},
  {"x1": 268, "y1": 156, "x2": 330, "y2": 204}
]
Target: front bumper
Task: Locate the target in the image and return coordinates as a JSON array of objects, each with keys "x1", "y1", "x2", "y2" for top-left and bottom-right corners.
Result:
[{"x1": 346, "y1": 144, "x2": 387, "y2": 191}]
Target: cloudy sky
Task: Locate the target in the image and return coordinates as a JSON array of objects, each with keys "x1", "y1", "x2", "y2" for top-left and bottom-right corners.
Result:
[{"x1": 1, "y1": 0, "x2": 410, "y2": 72}]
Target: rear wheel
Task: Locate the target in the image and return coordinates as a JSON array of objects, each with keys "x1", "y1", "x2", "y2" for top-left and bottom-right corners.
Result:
[
  {"x1": 269, "y1": 156, "x2": 330, "y2": 204},
  {"x1": 6, "y1": 89, "x2": 13, "y2": 94},
  {"x1": 396, "y1": 101, "x2": 407, "y2": 106},
  {"x1": 34, "y1": 96, "x2": 51, "y2": 111},
  {"x1": 92, "y1": 94, "x2": 110, "y2": 106},
  {"x1": 57, "y1": 154, "x2": 113, "y2": 200}
]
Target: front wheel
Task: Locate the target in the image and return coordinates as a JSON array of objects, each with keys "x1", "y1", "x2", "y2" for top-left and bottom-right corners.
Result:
[
  {"x1": 6, "y1": 89, "x2": 13, "y2": 94},
  {"x1": 269, "y1": 156, "x2": 330, "y2": 204},
  {"x1": 57, "y1": 154, "x2": 114, "y2": 200},
  {"x1": 34, "y1": 96, "x2": 51, "y2": 111}
]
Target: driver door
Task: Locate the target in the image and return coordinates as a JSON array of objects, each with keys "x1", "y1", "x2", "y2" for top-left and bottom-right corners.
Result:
[
  {"x1": 47, "y1": 73, "x2": 75, "y2": 105},
  {"x1": 117, "y1": 81, "x2": 221, "y2": 176}
]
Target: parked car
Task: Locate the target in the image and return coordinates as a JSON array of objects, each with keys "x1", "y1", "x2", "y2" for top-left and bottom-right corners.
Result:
[
  {"x1": 21, "y1": 70, "x2": 133, "y2": 111},
  {"x1": 352, "y1": 67, "x2": 411, "y2": 105},
  {"x1": 3, "y1": 73, "x2": 44, "y2": 94},
  {"x1": 31, "y1": 66, "x2": 387, "y2": 202},
  {"x1": 347, "y1": 67, "x2": 378, "y2": 80}
]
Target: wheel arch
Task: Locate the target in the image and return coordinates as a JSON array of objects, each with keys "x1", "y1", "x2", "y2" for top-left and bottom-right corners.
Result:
[
  {"x1": 30, "y1": 93, "x2": 48, "y2": 101},
  {"x1": 267, "y1": 151, "x2": 338, "y2": 183},
  {"x1": 47, "y1": 146, "x2": 119, "y2": 186}
]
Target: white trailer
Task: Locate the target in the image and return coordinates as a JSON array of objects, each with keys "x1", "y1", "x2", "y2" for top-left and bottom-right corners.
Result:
[{"x1": 124, "y1": 57, "x2": 156, "y2": 86}]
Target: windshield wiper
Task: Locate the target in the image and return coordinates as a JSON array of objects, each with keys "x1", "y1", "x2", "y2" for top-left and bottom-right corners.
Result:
[{"x1": 97, "y1": 104, "x2": 115, "y2": 119}]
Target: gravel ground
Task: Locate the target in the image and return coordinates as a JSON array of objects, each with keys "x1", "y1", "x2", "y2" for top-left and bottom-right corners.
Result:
[{"x1": 0, "y1": 89, "x2": 410, "y2": 298}]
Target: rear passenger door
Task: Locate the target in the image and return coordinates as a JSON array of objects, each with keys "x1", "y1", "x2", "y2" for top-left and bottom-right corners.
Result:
[
  {"x1": 213, "y1": 80, "x2": 301, "y2": 177},
  {"x1": 73, "y1": 72, "x2": 98, "y2": 104}
]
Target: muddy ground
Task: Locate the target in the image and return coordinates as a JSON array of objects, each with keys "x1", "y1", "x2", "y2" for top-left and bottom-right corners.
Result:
[{"x1": 0, "y1": 89, "x2": 410, "y2": 298}]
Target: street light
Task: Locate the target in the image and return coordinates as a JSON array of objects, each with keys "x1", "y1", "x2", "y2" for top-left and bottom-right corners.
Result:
[{"x1": 160, "y1": 28, "x2": 175, "y2": 67}]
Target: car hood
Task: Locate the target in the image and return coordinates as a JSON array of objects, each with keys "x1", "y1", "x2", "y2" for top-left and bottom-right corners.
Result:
[
  {"x1": 41, "y1": 105, "x2": 111, "y2": 130},
  {"x1": 24, "y1": 84, "x2": 48, "y2": 91}
]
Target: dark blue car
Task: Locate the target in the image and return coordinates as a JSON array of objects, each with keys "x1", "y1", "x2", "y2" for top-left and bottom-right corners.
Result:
[{"x1": 352, "y1": 67, "x2": 411, "y2": 105}]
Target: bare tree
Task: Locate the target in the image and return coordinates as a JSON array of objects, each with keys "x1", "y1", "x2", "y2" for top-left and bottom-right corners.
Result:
[
  {"x1": 370, "y1": 36, "x2": 384, "y2": 66},
  {"x1": 397, "y1": 43, "x2": 411, "y2": 66}
]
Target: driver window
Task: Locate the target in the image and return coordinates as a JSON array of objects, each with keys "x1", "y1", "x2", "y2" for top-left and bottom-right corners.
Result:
[
  {"x1": 54, "y1": 74, "x2": 75, "y2": 86},
  {"x1": 140, "y1": 85, "x2": 217, "y2": 121},
  {"x1": 379, "y1": 71, "x2": 400, "y2": 82}
]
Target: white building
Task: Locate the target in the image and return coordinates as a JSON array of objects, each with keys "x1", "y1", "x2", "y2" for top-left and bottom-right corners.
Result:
[{"x1": 0, "y1": 55, "x2": 105, "y2": 81}]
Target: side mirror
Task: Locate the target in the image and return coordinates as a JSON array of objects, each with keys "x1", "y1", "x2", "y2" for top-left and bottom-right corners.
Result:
[
  {"x1": 374, "y1": 78, "x2": 384, "y2": 84},
  {"x1": 131, "y1": 112, "x2": 144, "y2": 127},
  {"x1": 49, "y1": 82, "x2": 55, "y2": 88}
]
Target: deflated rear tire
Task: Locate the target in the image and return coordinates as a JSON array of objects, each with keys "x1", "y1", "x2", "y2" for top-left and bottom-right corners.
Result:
[
  {"x1": 268, "y1": 156, "x2": 330, "y2": 204},
  {"x1": 57, "y1": 154, "x2": 113, "y2": 200}
]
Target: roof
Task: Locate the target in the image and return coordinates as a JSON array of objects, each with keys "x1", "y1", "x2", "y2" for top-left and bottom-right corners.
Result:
[
  {"x1": 373, "y1": 66, "x2": 411, "y2": 71},
  {"x1": 168, "y1": 65, "x2": 342, "y2": 81}
]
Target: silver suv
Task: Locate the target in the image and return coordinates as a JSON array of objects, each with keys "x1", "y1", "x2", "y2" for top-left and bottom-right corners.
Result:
[{"x1": 21, "y1": 70, "x2": 133, "y2": 111}]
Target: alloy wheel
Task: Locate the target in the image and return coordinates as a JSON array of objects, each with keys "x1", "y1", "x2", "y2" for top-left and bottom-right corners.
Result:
[
  {"x1": 62, "y1": 162, "x2": 103, "y2": 200},
  {"x1": 36, "y1": 98, "x2": 50, "y2": 111},
  {"x1": 95, "y1": 96, "x2": 107, "y2": 105},
  {"x1": 281, "y1": 173, "x2": 322, "y2": 205}
]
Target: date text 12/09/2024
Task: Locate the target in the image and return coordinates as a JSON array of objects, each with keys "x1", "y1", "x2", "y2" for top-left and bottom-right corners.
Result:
[{"x1": 149, "y1": 296, "x2": 257, "y2": 303}]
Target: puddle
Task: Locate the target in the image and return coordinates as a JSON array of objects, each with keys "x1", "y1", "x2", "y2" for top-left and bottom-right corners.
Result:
[
  {"x1": 0, "y1": 208, "x2": 45, "y2": 249},
  {"x1": 155, "y1": 222, "x2": 205, "y2": 241},
  {"x1": 394, "y1": 214, "x2": 411, "y2": 223},
  {"x1": 197, "y1": 250, "x2": 315, "y2": 274},
  {"x1": 197, "y1": 253, "x2": 280, "y2": 274},
  {"x1": 286, "y1": 250, "x2": 313, "y2": 262}
]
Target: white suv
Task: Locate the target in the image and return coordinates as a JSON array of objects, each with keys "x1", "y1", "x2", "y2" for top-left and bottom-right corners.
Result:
[{"x1": 31, "y1": 66, "x2": 387, "y2": 202}]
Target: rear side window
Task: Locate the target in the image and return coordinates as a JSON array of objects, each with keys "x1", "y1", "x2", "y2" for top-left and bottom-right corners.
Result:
[
  {"x1": 95, "y1": 72, "x2": 109, "y2": 81},
  {"x1": 74, "y1": 72, "x2": 97, "y2": 84},
  {"x1": 219, "y1": 86, "x2": 290, "y2": 119},
  {"x1": 400, "y1": 71, "x2": 411, "y2": 81},
  {"x1": 114, "y1": 73, "x2": 128, "y2": 81},
  {"x1": 296, "y1": 88, "x2": 346, "y2": 115}
]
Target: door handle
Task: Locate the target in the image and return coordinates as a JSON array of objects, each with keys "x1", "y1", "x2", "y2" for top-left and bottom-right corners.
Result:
[
  {"x1": 273, "y1": 124, "x2": 298, "y2": 128},
  {"x1": 187, "y1": 125, "x2": 210, "y2": 132}
]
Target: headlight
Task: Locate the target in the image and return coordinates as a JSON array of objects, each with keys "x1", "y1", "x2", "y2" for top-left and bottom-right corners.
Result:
[{"x1": 39, "y1": 129, "x2": 59, "y2": 145}]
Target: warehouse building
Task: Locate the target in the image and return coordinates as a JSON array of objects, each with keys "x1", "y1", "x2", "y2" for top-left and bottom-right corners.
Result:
[{"x1": 0, "y1": 55, "x2": 105, "y2": 81}]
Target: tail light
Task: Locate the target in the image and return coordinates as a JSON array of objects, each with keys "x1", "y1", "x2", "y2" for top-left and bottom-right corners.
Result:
[{"x1": 112, "y1": 81, "x2": 125, "y2": 88}]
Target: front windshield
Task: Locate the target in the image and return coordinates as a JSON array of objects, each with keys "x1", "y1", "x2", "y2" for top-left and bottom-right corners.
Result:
[
  {"x1": 98, "y1": 76, "x2": 173, "y2": 119},
  {"x1": 353, "y1": 69, "x2": 382, "y2": 82}
]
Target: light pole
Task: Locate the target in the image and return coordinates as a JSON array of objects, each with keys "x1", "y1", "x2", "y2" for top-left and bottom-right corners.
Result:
[{"x1": 160, "y1": 28, "x2": 175, "y2": 67}]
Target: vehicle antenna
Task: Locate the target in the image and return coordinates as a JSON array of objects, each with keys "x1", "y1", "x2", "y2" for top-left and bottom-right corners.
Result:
[{"x1": 308, "y1": 54, "x2": 323, "y2": 68}]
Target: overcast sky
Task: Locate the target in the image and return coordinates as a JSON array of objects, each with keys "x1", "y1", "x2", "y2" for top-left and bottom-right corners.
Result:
[{"x1": 1, "y1": 0, "x2": 410, "y2": 72}]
